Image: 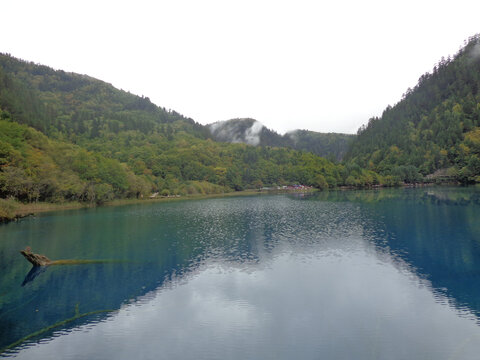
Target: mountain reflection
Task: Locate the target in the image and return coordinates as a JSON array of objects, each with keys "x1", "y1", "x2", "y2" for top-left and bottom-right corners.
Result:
[{"x1": 303, "y1": 187, "x2": 480, "y2": 319}]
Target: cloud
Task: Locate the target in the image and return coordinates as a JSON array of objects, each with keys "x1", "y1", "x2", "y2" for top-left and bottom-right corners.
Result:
[
  {"x1": 244, "y1": 121, "x2": 264, "y2": 146},
  {"x1": 285, "y1": 130, "x2": 299, "y2": 145},
  {"x1": 208, "y1": 119, "x2": 264, "y2": 146},
  {"x1": 469, "y1": 41, "x2": 480, "y2": 60}
]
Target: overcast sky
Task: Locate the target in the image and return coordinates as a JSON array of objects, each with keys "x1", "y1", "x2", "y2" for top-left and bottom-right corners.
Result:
[{"x1": 3, "y1": 0, "x2": 480, "y2": 134}]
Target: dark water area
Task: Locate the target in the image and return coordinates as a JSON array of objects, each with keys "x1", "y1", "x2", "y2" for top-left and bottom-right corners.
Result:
[{"x1": 0, "y1": 187, "x2": 479, "y2": 359}]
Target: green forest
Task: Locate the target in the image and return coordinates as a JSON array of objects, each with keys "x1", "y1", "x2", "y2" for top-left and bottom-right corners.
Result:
[
  {"x1": 346, "y1": 34, "x2": 480, "y2": 184},
  {"x1": 1, "y1": 34, "x2": 480, "y2": 219},
  {"x1": 0, "y1": 53, "x2": 382, "y2": 214}
]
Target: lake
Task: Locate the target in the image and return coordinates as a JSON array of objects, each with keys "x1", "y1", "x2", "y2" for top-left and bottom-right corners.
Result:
[{"x1": 1, "y1": 187, "x2": 480, "y2": 359}]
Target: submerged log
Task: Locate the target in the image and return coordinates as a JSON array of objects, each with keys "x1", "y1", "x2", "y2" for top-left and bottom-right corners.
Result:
[
  {"x1": 20, "y1": 247, "x2": 52, "y2": 266},
  {"x1": 20, "y1": 247, "x2": 118, "y2": 268}
]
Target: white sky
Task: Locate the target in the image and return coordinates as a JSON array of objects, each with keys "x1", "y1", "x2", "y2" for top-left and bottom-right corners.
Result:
[{"x1": 3, "y1": 0, "x2": 480, "y2": 134}]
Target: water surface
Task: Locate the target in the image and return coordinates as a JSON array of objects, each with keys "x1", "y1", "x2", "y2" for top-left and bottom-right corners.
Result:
[{"x1": 1, "y1": 187, "x2": 480, "y2": 359}]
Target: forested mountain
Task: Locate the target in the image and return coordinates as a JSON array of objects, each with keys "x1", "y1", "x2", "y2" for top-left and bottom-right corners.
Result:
[
  {"x1": 0, "y1": 53, "x2": 208, "y2": 139},
  {"x1": 0, "y1": 53, "x2": 384, "y2": 209},
  {"x1": 208, "y1": 118, "x2": 285, "y2": 147},
  {"x1": 346, "y1": 34, "x2": 480, "y2": 183},
  {"x1": 4, "y1": 30, "x2": 479, "y2": 211},
  {"x1": 208, "y1": 118, "x2": 354, "y2": 160},
  {"x1": 285, "y1": 130, "x2": 355, "y2": 161}
]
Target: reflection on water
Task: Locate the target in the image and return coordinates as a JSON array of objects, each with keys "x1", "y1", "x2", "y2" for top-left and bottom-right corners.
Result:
[
  {"x1": 21, "y1": 266, "x2": 48, "y2": 287},
  {"x1": 1, "y1": 187, "x2": 480, "y2": 359}
]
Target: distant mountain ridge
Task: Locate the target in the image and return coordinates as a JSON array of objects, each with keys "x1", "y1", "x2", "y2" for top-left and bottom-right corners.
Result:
[{"x1": 207, "y1": 118, "x2": 355, "y2": 161}]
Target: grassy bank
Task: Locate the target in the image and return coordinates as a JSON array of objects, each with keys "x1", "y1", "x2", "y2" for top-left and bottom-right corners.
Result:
[{"x1": 0, "y1": 198, "x2": 88, "y2": 223}]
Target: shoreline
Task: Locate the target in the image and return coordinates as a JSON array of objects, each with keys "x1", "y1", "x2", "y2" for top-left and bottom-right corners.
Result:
[
  {"x1": 0, "y1": 182, "x2": 461, "y2": 224},
  {"x1": 0, "y1": 190, "x2": 263, "y2": 224}
]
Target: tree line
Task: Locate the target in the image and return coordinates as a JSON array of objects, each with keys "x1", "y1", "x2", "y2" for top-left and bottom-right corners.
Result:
[{"x1": 346, "y1": 34, "x2": 480, "y2": 184}]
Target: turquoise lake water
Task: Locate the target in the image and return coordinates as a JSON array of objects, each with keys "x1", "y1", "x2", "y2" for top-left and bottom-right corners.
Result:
[{"x1": 1, "y1": 187, "x2": 480, "y2": 359}]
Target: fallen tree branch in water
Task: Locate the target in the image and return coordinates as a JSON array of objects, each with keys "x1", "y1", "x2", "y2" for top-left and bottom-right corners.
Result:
[
  {"x1": 20, "y1": 247, "x2": 124, "y2": 267},
  {"x1": 20, "y1": 247, "x2": 52, "y2": 266}
]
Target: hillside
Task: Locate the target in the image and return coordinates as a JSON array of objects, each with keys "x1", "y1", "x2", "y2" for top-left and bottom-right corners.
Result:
[
  {"x1": 286, "y1": 130, "x2": 355, "y2": 161},
  {"x1": 0, "y1": 53, "x2": 208, "y2": 139},
  {"x1": 208, "y1": 118, "x2": 285, "y2": 147},
  {"x1": 208, "y1": 118, "x2": 354, "y2": 160},
  {"x1": 346, "y1": 34, "x2": 480, "y2": 183},
  {"x1": 0, "y1": 53, "x2": 386, "y2": 214}
]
